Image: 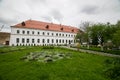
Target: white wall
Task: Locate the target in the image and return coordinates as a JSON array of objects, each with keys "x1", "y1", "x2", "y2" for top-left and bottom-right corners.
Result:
[{"x1": 10, "y1": 27, "x2": 76, "y2": 46}]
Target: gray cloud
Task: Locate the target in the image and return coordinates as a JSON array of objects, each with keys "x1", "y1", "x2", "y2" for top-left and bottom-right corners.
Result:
[
  {"x1": 0, "y1": 0, "x2": 120, "y2": 32},
  {"x1": 50, "y1": 9, "x2": 63, "y2": 23},
  {"x1": 81, "y1": 5, "x2": 99, "y2": 15},
  {"x1": 41, "y1": 16, "x2": 52, "y2": 22}
]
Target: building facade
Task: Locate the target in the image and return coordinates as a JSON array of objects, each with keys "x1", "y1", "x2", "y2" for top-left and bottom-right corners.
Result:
[
  {"x1": 10, "y1": 20, "x2": 79, "y2": 46},
  {"x1": 0, "y1": 32, "x2": 10, "y2": 45}
]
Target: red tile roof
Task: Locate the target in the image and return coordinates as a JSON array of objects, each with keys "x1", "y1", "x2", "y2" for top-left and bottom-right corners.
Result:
[{"x1": 12, "y1": 20, "x2": 79, "y2": 33}]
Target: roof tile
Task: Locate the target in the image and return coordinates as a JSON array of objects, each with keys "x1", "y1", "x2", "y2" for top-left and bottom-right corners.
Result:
[{"x1": 13, "y1": 20, "x2": 79, "y2": 33}]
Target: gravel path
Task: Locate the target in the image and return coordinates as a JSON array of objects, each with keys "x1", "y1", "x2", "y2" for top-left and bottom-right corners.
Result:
[{"x1": 61, "y1": 46, "x2": 120, "y2": 58}]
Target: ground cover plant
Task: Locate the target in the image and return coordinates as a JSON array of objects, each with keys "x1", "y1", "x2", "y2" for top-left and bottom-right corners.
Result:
[{"x1": 0, "y1": 46, "x2": 116, "y2": 80}]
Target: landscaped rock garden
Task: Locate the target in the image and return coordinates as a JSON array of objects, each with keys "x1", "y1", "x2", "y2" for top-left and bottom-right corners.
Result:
[{"x1": 20, "y1": 51, "x2": 72, "y2": 63}]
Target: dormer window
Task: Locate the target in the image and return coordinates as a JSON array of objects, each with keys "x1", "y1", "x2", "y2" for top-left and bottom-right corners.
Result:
[
  {"x1": 21, "y1": 22, "x2": 25, "y2": 26},
  {"x1": 46, "y1": 25, "x2": 49, "y2": 29},
  {"x1": 61, "y1": 27, "x2": 63, "y2": 30},
  {"x1": 72, "y1": 29, "x2": 74, "y2": 32}
]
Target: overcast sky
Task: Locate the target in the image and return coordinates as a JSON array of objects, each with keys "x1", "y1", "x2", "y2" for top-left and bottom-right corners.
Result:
[{"x1": 0, "y1": 0, "x2": 120, "y2": 32}]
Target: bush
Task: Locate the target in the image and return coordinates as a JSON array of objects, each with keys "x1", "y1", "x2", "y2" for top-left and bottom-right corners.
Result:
[
  {"x1": 104, "y1": 65, "x2": 120, "y2": 80},
  {"x1": 104, "y1": 58, "x2": 120, "y2": 80}
]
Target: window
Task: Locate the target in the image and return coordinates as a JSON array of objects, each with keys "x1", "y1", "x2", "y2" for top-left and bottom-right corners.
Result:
[
  {"x1": 62, "y1": 34, "x2": 64, "y2": 37},
  {"x1": 22, "y1": 38, "x2": 25, "y2": 43},
  {"x1": 59, "y1": 39, "x2": 61, "y2": 43},
  {"x1": 52, "y1": 39, "x2": 54, "y2": 43},
  {"x1": 22, "y1": 31, "x2": 25, "y2": 34},
  {"x1": 27, "y1": 39, "x2": 29, "y2": 43},
  {"x1": 37, "y1": 39, "x2": 40, "y2": 43},
  {"x1": 69, "y1": 40, "x2": 71, "y2": 44},
  {"x1": 47, "y1": 33, "x2": 49, "y2": 35},
  {"x1": 27, "y1": 31, "x2": 29, "y2": 34},
  {"x1": 56, "y1": 33, "x2": 58, "y2": 36},
  {"x1": 56, "y1": 39, "x2": 58, "y2": 43},
  {"x1": 17, "y1": 30, "x2": 20, "y2": 34},
  {"x1": 38, "y1": 32, "x2": 40, "y2": 35},
  {"x1": 66, "y1": 40, "x2": 67, "y2": 43},
  {"x1": 66, "y1": 34, "x2": 67, "y2": 37},
  {"x1": 32, "y1": 39, "x2": 34, "y2": 43},
  {"x1": 59, "y1": 34, "x2": 61, "y2": 36},
  {"x1": 69, "y1": 35, "x2": 70, "y2": 37},
  {"x1": 47, "y1": 39, "x2": 49, "y2": 43},
  {"x1": 52, "y1": 33, "x2": 54, "y2": 36},
  {"x1": 42, "y1": 39, "x2": 45, "y2": 43},
  {"x1": 43, "y1": 32, "x2": 45, "y2": 35},
  {"x1": 16, "y1": 38, "x2": 19, "y2": 43},
  {"x1": 62, "y1": 40, "x2": 64, "y2": 43},
  {"x1": 71, "y1": 35, "x2": 73, "y2": 37},
  {"x1": 32, "y1": 31, "x2": 34, "y2": 34}
]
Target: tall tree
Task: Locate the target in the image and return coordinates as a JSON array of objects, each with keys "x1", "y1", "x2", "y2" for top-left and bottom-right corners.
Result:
[{"x1": 112, "y1": 30, "x2": 120, "y2": 48}]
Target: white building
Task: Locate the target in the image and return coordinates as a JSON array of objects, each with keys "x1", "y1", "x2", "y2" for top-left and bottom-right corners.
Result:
[{"x1": 10, "y1": 20, "x2": 79, "y2": 46}]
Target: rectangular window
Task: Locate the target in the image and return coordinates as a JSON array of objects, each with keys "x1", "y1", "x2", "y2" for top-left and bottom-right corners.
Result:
[
  {"x1": 71, "y1": 35, "x2": 73, "y2": 37},
  {"x1": 43, "y1": 32, "x2": 45, "y2": 35},
  {"x1": 59, "y1": 39, "x2": 61, "y2": 43},
  {"x1": 52, "y1": 33, "x2": 54, "y2": 36},
  {"x1": 17, "y1": 30, "x2": 20, "y2": 34},
  {"x1": 52, "y1": 39, "x2": 54, "y2": 43},
  {"x1": 66, "y1": 34, "x2": 67, "y2": 37},
  {"x1": 22, "y1": 31, "x2": 25, "y2": 34},
  {"x1": 42, "y1": 39, "x2": 45, "y2": 43},
  {"x1": 56, "y1": 33, "x2": 58, "y2": 36},
  {"x1": 62, "y1": 40, "x2": 64, "y2": 43},
  {"x1": 32, "y1": 31, "x2": 34, "y2": 34},
  {"x1": 27, "y1": 39, "x2": 29, "y2": 43},
  {"x1": 22, "y1": 38, "x2": 25, "y2": 43},
  {"x1": 37, "y1": 39, "x2": 40, "y2": 43},
  {"x1": 59, "y1": 34, "x2": 61, "y2": 36},
  {"x1": 66, "y1": 40, "x2": 67, "y2": 43},
  {"x1": 27, "y1": 31, "x2": 29, "y2": 34},
  {"x1": 56, "y1": 39, "x2": 58, "y2": 43},
  {"x1": 32, "y1": 39, "x2": 34, "y2": 43},
  {"x1": 38, "y1": 32, "x2": 40, "y2": 35},
  {"x1": 47, "y1": 39, "x2": 49, "y2": 43},
  {"x1": 62, "y1": 34, "x2": 64, "y2": 37},
  {"x1": 16, "y1": 38, "x2": 19, "y2": 43}
]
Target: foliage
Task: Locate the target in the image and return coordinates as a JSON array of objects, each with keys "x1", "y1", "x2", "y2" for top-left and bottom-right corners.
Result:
[
  {"x1": 76, "y1": 22, "x2": 92, "y2": 44},
  {"x1": 112, "y1": 30, "x2": 120, "y2": 47},
  {"x1": 76, "y1": 20, "x2": 120, "y2": 49},
  {"x1": 104, "y1": 58, "x2": 120, "y2": 80}
]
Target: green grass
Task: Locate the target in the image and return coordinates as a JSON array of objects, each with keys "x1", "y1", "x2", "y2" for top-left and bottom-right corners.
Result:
[{"x1": 0, "y1": 46, "x2": 114, "y2": 80}]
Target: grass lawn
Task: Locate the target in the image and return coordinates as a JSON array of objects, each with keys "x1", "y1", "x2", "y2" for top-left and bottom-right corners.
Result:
[{"x1": 0, "y1": 46, "x2": 114, "y2": 80}]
